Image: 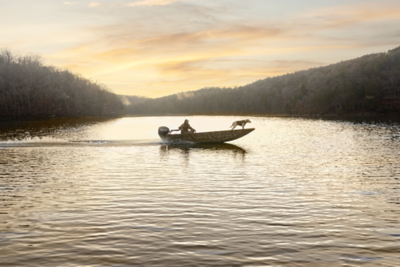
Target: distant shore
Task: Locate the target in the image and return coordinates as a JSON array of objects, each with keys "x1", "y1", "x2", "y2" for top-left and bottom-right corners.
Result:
[
  {"x1": 125, "y1": 112, "x2": 400, "y2": 118},
  {"x1": 122, "y1": 113, "x2": 400, "y2": 124},
  {"x1": 0, "y1": 115, "x2": 122, "y2": 122},
  {"x1": 2, "y1": 112, "x2": 400, "y2": 124}
]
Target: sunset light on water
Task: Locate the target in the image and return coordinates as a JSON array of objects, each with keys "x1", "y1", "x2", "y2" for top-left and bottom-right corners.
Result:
[{"x1": 1, "y1": 117, "x2": 400, "y2": 266}]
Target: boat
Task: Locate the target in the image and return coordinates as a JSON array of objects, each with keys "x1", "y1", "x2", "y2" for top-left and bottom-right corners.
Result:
[{"x1": 158, "y1": 126, "x2": 255, "y2": 143}]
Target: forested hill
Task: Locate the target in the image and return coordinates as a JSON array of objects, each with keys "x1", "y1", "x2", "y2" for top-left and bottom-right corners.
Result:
[
  {"x1": 127, "y1": 46, "x2": 400, "y2": 116},
  {"x1": 0, "y1": 49, "x2": 124, "y2": 120}
]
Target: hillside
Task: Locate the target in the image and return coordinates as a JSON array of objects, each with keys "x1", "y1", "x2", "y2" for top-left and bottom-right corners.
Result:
[
  {"x1": 0, "y1": 49, "x2": 124, "y2": 120},
  {"x1": 126, "y1": 46, "x2": 400, "y2": 116}
]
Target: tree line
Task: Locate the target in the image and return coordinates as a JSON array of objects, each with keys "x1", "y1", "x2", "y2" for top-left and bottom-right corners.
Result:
[
  {"x1": 126, "y1": 46, "x2": 400, "y2": 116},
  {"x1": 0, "y1": 49, "x2": 124, "y2": 120}
]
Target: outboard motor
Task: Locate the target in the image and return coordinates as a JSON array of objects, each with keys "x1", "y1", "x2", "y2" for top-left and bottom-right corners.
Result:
[{"x1": 158, "y1": 126, "x2": 170, "y2": 141}]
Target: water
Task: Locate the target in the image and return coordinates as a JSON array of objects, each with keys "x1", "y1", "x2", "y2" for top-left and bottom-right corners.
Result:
[{"x1": 1, "y1": 116, "x2": 400, "y2": 266}]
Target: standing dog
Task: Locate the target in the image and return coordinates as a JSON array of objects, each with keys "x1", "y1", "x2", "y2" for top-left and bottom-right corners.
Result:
[{"x1": 230, "y1": 119, "x2": 251, "y2": 130}]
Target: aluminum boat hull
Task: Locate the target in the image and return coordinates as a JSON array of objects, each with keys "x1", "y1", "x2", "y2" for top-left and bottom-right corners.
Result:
[{"x1": 160, "y1": 128, "x2": 255, "y2": 143}]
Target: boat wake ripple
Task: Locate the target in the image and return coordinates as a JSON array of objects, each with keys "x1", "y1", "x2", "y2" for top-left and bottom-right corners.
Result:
[{"x1": 0, "y1": 138, "x2": 164, "y2": 148}]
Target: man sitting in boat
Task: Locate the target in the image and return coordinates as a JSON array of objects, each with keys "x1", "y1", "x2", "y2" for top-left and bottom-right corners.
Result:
[
  {"x1": 179, "y1": 119, "x2": 196, "y2": 134},
  {"x1": 169, "y1": 119, "x2": 194, "y2": 134}
]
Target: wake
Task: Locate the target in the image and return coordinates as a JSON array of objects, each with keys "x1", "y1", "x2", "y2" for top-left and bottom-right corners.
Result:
[{"x1": 0, "y1": 137, "x2": 163, "y2": 148}]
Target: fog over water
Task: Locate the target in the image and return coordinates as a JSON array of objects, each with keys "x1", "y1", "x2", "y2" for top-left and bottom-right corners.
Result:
[{"x1": 1, "y1": 116, "x2": 400, "y2": 266}]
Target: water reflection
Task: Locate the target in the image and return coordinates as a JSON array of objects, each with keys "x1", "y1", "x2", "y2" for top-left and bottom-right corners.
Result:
[
  {"x1": 159, "y1": 143, "x2": 247, "y2": 163},
  {"x1": 1, "y1": 116, "x2": 400, "y2": 267},
  {"x1": 0, "y1": 117, "x2": 117, "y2": 141}
]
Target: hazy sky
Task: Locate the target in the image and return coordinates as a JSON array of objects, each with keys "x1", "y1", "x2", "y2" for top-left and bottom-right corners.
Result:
[{"x1": 1, "y1": 0, "x2": 400, "y2": 97}]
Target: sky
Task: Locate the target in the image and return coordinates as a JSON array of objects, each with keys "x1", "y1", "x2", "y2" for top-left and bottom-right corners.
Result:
[{"x1": 1, "y1": 0, "x2": 400, "y2": 97}]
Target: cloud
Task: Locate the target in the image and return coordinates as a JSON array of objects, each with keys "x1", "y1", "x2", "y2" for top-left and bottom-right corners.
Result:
[
  {"x1": 49, "y1": 0, "x2": 400, "y2": 97},
  {"x1": 304, "y1": 1, "x2": 400, "y2": 29},
  {"x1": 88, "y1": 2, "x2": 101, "y2": 8},
  {"x1": 64, "y1": 1, "x2": 78, "y2": 4},
  {"x1": 57, "y1": 24, "x2": 290, "y2": 81},
  {"x1": 127, "y1": 0, "x2": 180, "y2": 7},
  {"x1": 127, "y1": 0, "x2": 204, "y2": 7},
  {"x1": 51, "y1": 20, "x2": 357, "y2": 96}
]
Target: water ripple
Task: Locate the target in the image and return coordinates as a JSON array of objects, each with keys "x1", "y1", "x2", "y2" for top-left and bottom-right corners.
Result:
[{"x1": 1, "y1": 116, "x2": 400, "y2": 266}]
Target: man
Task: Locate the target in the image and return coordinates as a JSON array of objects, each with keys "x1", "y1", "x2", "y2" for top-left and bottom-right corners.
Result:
[{"x1": 178, "y1": 119, "x2": 196, "y2": 134}]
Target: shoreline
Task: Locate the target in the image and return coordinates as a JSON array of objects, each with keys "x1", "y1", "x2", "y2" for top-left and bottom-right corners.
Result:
[
  {"x1": 0, "y1": 115, "x2": 122, "y2": 122},
  {"x1": 2, "y1": 112, "x2": 400, "y2": 123},
  {"x1": 124, "y1": 112, "x2": 400, "y2": 118}
]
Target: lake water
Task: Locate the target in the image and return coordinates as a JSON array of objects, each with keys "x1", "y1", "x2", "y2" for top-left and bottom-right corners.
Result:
[{"x1": 1, "y1": 116, "x2": 400, "y2": 267}]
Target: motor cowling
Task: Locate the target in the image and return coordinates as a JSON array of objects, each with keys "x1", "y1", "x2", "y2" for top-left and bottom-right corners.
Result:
[{"x1": 158, "y1": 126, "x2": 170, "y2": 140}]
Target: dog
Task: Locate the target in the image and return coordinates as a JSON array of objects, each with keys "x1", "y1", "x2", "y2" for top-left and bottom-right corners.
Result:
[{"x1": 230, "y1": 119, "x2": 251, "y2": 130}]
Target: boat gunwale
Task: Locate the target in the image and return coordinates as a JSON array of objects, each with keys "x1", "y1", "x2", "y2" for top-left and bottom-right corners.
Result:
[
  {"x1": 163, "y1": 128, "x2": 255, "y2": 143},
  {"x1": 166, "y1": 128, "x2": 255, "y2": 137}
]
